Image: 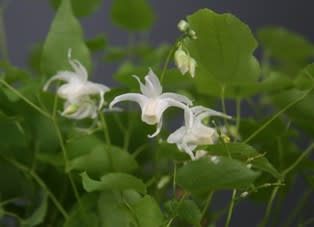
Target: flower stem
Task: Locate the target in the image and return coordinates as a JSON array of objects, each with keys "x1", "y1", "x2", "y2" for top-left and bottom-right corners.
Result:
[
  {"x1": 0, "y1": 80, "x2": 51, "y2": 119},
  {"x1": 160, "y1": 43, "x2": 177, "y2": 83},
  {"x1": 235, "y1": 98, "x2": 241, "y2": 131},
  {"x1": 99, "y1": 112, "x2": 111, "y2": 145},
  {"x1": 201, "y1": 191, "x2": 214, "y2": 218},
  {"x1": 225, "y1": 189, "x2": 237, "y2": 227},
  {"x1": 52, "y1": 118, "x2": 88, "y2": 224},
  {"x1": 244, "y1": 88, "x2": 312, "y2": 143},
  {"x1": 259, "y1": 181, "x2": 281, "y2": 227},
  {"x1": 282, "y1": 143, "x2": 314, "y2": 176},
  {"x1": 284, "y1": 188, "x2": 312, "y2": 227},
  {"x1": 259, "y1": 143, "x2": 314, "y2": 227},
  {"x1": 2, "y1": 157, "x2": 69, "y2": 219}
]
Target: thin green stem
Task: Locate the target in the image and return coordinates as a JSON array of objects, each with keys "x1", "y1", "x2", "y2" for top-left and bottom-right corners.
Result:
[
  {"x1": 201, "y1": 191, "x2": 214, "y2": 218},
  {"x1": 0, "y1": 197, "x2": 19, "y2": 206},
  {"x1": 2, "y1": 157, "x2": 69, "y2": 219},
  {"x1": 0, "y1": 80, "x2": 51, "y2": 119},
  {"x1": 99, "y1": 112, "x2": 111, "y2": 145},
  {"x1": 52, "y1": 118, "x2": 89, "y2": 224},
  {"x1": 284, "y1": 188, "x2": 312, "y2": 227},
  {"x1": 172, "y1": 161, "x2": 177, "y2": 194},
  {"x1": 244, "y1": 89, "x2": 312, "y2": 143},
  {"x1": 221, "y1": 86, "x2": 228, "y2": 127},
  {"x1": 235, "y1": 98, "x2": 241, "y2": 131},
  {"x1": 259, "y1": 181, "x2": 281, "y2": 227},
  {"x1": 4, "y1": 211, "x2": 23, "y2": 223},
  {"x1": 166, "y1": 192, "x2": 190, "y2": 227},
  {"x1": 225, "y1": 189, "x2": 237, "y2": 227},
  {"x1": 282, "y1": 143, "x2": 314, "y2": 176},
  {"x1": 160, "y1": 43, "x2": 177, "y2": 83},
  {"x1": 52, "y1": 83, "x2": 60, "y2": 118},
  {"x1": 259, "y1": 143, "x2": 314, "y2": 227}
]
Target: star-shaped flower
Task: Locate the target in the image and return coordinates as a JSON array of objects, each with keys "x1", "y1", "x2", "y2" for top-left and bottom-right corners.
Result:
[
  {"x1": 43, "y1": 50, "x2": 110, "y2": 119},
  {"x1": 167, "y1": 106, "x2": 230, "y2": 159},
  {"x1": 109, "y1": 68, "x2": 193, "y2": 137}
]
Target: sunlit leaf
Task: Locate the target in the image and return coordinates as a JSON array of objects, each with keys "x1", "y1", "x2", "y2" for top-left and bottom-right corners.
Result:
[
  {"x1": 68, "y1": 144, "x2": 138, "y2": 176},
  {"x1": 185, "y1": 9, "x2": 260, "y2": 98},
  {"x1": 132, "y1": 195, "x2": 164, "y2": 227},
  {"x1": 81, "y1": 172, "x2": 147, "y2": 194},
  {"x1": 177, "y1": 156, "x2": 260, "y2": 194},
  {"x1": 204, "y1": 143, "x2": 280, "y2": 178}
]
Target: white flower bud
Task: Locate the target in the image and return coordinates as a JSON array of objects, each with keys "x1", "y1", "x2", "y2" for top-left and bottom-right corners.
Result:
[
  {"x1": 240, "y1": 191, "x2": 249, "y2": 198},
  {"x1": 174, "y1": 48, "x2": 189, "y2": 75},
  {"x1": 177, "y1": 20, "x2": 189, "y2": 32},
  {"x1": 174, "y1": 47, "x2": 197, "y2": 78},
  {"x1": 188, "y1": 30, "x2": 197, "y2": 39}
]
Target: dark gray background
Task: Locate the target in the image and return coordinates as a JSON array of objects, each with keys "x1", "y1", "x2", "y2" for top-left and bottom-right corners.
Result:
[
  {"x1": 4, "y1": 0, "x2": 314, "y2": 85},
  {"x1": 2, "y1": 0, "x2": 314, "y2": 226}
]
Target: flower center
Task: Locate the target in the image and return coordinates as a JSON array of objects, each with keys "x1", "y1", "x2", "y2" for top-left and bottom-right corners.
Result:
[{"x1": 142, "y1": 99, "x2": 160, "y2": 125}]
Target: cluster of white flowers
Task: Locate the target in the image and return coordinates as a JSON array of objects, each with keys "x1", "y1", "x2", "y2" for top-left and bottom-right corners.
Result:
[
  {"x1": 43, "y1": 20, "x2": 230, "y2": 159},
  {"x1": 110, "y1": 69, "x2": 230, "y2": 159}
]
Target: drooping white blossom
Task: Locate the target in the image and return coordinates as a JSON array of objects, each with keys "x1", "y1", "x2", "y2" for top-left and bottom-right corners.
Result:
[
  {"x1": 174, "y1": 46, "x2": 197, "y2": 78},
  {"x1": 109, "y1": 68, "x2": 193, "y2": 138},
  {"x1": 43, "y1": 49, "x2": 110, "y2": 119},
  {"x1": 167, "y1": 106, "x2": 230, "y2": 160}
]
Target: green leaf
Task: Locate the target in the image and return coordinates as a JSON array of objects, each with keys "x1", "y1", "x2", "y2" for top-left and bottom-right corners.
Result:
[
  {"x1": 68, "y1": 144, "x2": 138, "y2": 176},
  {"x1": 23, "y1": 193, "x2": 48, "y2": 227},
  {"x1": 86, "y1": 34, "x2": 107, "y2": 52},
  {"x1": 165, "y1": 199, "x2": 201, "y2": 226},
  {"x1": 110, "y1": 0, "x2": 155, "y2": 31},
  {"x1": 185, "y1": 9, "x2": 260, "y2": 98},
  {"x1": 64, "y1": 193, "x2": 99, "y2": 227},
  {"x1": 42, "y1": 0, "x2": 91, "y2": 76},
  {"x1": 81, "y1": 172, "x2": 147, "y2": 194},
  {"x1": 258, "y1": 27, "x2": 314, "y2": 74},
  {"x1": 50, "y1": 0, "x2": 103, "y2": 17},
  {"x1": 132, "y1": 195, "x2": 164, "y2": 227},
  {"x1": 98, "y1": 191, "x2": 131, "y2": 227},
  {"x1": 204, "y1": 143, "x2": 280, "y2": 178},
  {"x1": 177, "y1": 156, "x2": 260, "y2": 194}
]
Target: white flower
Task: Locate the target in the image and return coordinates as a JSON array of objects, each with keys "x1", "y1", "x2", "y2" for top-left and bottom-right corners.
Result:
[
  {"x1": 43, "y1": 49, "x2": 110, "y2": 119},
  {"x1": 174, "y1": 46, "x2": 197, "y2": 78},
  {"x1": 167, "y1": 106, "x2": 230, "y2": 160},
  {"x1": 109, "y1": 68, "x2": 193, "y2": 138},
  {"x1": 44, "y1": 49, "x2": 110, "y2": 108}
]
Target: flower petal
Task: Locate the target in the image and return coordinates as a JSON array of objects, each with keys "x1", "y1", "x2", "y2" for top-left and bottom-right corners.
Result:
[
  {"x1": 147, "y1": 119, "x2": 163, "y2": 138},
  {"x1": 67, "y1": 49, "x2": 88, "y2": 81},
  {"x1": 167, "y1": 126, "x2": 186, "y2": 144},
  {"x1": 179, "y1": 143, "x2": 196, "y2": 160},
  {"x1": 109, "y1": 93, "x2": 147, "y2": 110},
  {"x1": 145, "y1": 68, "x2": 162, "y2": 96},
  {"x1": 160, "y1": 92, "x2": 193, "y2": 106},
  {"x1": 43, "y1": 71, "x2": 78, "y2": 91}
]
